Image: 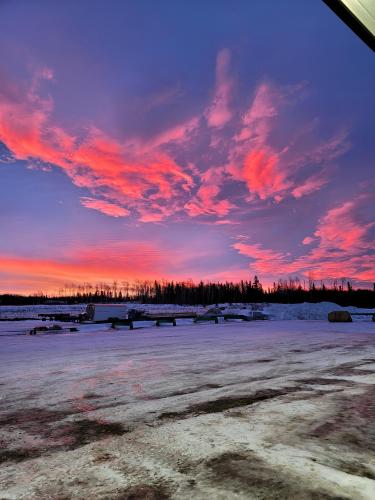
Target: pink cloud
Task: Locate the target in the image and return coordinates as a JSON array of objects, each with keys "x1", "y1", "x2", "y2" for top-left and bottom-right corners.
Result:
[
  {"x1": 235, "y1": 82, "x2": 281, "y2": 145},
  {"x1": 242, "y1": 149, "x2": 291, "y2": 201},
  {"x1": 313, "y1": 194, "x2": 375, "y2": 256},
  {"x1": 205, "y1": 49, "x2": 233, "y2": 128},
  {"x1": 143, "y1": 85, "x2": 183, "y2": 112},
  {"x1": 302, "y1": 236, "x2": 315, "y2": 245},
  {"x1": 233, "y1": 242, "x2": 290, "y2": 275},
  {"x1": 185, "y1": 167, "x2": 234, "y2": 217},
  {"x1": 226, "y1": 82, "x2": 293, "y2": 201},
  {"x1": 138, "y1": 212, "x2": 166, "y2": 223},
  {"x1": 80, "y1": 197, "x2": 130, "y2": 217},
  {"x1": 0, "y1": 73, "x2": 196, "y2": 221},
  {"x1": 0, "y1": 241, "x2": 167, "y2": 291},
  {"x1": 291, "y1": 170, "x2": 330, "y2": 198},
  {"x1": 293, "y1": 129, "x2": 351, "y2": 167},
  {"x1": 214, "y1": 219, "x2": 240, "y2": 225},
  {"x1": 70, "y1": 130, "x2": 194, "y2": 203},
  {"x1": 233, "y1": 191, "x2": 375, "y2": 284},
  {"x1": 146, "y1": 116, "x2": 199, "y2": 148},
  {"x1": 226, "y1": 82, "x2": 350, "y2": 203}
]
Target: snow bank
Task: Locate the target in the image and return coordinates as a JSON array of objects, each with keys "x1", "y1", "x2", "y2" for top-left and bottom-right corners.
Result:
[
  {"x1": 0, "y1": 304, "x2": 86, "y2": 320},
  {"x1": 262, "y1": 302, "x2": 374, "y2": 320},
  {"x1": 202, "y1": 302, "x2": 374, "y2": 321},
  {"x1": 0, "y1": 301, "x2": 373, "y2": 321}
]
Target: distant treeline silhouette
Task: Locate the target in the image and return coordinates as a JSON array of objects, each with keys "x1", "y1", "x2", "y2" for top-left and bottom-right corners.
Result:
[{"x1": 1, "y1": 276, "x2": 374, "y2": 308}]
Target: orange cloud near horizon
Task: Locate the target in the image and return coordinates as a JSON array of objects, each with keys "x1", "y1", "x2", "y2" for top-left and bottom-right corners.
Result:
[{"x1": 0, "y1": 242, "x2": 168, "y2": 294}]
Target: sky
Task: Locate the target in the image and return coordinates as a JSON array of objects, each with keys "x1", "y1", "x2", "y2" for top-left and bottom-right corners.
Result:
[{"x1": 0, "y1": 0, "x2": 374, "y2": 294}]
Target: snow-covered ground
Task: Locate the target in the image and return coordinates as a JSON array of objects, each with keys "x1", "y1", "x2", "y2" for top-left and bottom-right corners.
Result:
[
  {"x1": 0, "y1": 308, "x2": 374, "y2": 499},
  {"x1": 0, "y1": 301, "x2": 374, "y2": 321},
  {"x1": 0, "y1": 304, "x2": 86, "y2": 320}
]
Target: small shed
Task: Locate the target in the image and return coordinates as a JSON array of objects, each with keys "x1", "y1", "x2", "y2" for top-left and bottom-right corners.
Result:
[{"x1": 85, "y1": 304, "x2": 128, "y2": 322}]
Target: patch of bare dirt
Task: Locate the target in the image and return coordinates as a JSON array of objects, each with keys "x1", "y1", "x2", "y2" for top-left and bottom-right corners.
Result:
[
  {"x1": 290, "y1": 345, "x2": 344, "y2": 354},
  {"x1": 205, "y1": 451, "x2": 348, "y2": 499},
  {"x1": 0, "y1": 448, "x2": 41, "y2": 464},
  {"x1": 158, "y1": 387, "x2": 305, "y2": 419},
  {"x1": 92, "y1": 451, "x2": 114, "y2": 464},
  {"x1": 297, "y1": 378, "x2": 357, "y2": 387},
  {"x1": 103, "y1": 484, "x2": 170, "y2": 499},
  {"x1": 45, "y1": 418, "x2": 127, "y2": 449},
  {"x1": 307, "y1": 385, "x2": 375, "y2": 451},
  {"x1": 152, "y1": 383, "x2": 222, "y2": 399},
  {"x1": 254, "y1": 358, "x2": 276, "y2": 363},
  {"x1": 83, "y1": 392, "x2": 104, "y2": 399},
  {"x1": 328, "y1": 360, "x2": 375, "y2": 376},
  {"x1": 0, "y1": 407, "x2": 71, "y2": 428},
  {"x1": 0, "y1": 405, "x2": 128, "y2": 463}
]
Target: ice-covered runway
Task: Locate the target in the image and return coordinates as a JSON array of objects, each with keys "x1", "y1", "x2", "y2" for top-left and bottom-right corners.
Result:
[{"x1": 0, "y1": 319, "x2": 374, "y2": 499}]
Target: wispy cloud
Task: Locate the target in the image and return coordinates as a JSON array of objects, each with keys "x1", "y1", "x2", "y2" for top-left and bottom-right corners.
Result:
[
  {"x1": 234, "y1": 82, "x2": 281, "y2": 145},
  {"x1": 242, "y1": 149, "x2": 291, "y2": 201},
  {"x1": 302, "y1": 236, "x2": 315, "y2": 245},
  {"x1": 80, "y1": 197, "x2": 130, "y2": 217},
  {"x1": 185, "y1": 167, "x2": 234, "y2": 217},
  {"x1": 227, "y1": 81, "x2": 349, "y2": 203},
  {"x1": 291, "y1": 169, "x2": 330, "y2": 199},
  {"x1": 233, "y1": 241, "x2": 290, "y2": 274},
  {"x1": 205, "y1": 49, "x2": 233, "y2": 128},
  {"x1": 145, "y1": 115, "x2": 200, "y2": 149},
  {"x1": 233, "y1": 188, "x2": 375, "y2": 285}
]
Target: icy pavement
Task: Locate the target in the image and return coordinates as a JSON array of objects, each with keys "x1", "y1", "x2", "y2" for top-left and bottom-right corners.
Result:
[{"x1": 0, "y1": 320, "x2": 374, "y2": 499}]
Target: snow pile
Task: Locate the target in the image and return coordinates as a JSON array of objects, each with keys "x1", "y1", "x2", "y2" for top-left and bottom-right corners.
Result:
[
  {"x1": 263, "y1": 302, "x2": 375, "y2": 320},
  {"x1": 0, "y1": 304, "x2": 86, "y2": 320},
  {"x1": 202, "y1": 302, "x2": 374, "y2": 321}
]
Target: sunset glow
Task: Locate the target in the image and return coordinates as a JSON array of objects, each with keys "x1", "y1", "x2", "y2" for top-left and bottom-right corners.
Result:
[{"x1": 0, "y1": 1, "x2": 374, "y2": 294}]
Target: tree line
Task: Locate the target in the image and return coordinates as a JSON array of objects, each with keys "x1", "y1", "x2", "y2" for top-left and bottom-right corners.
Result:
[{"x1": 0, "y1": 277, "x2": 374, "y2": 308}]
